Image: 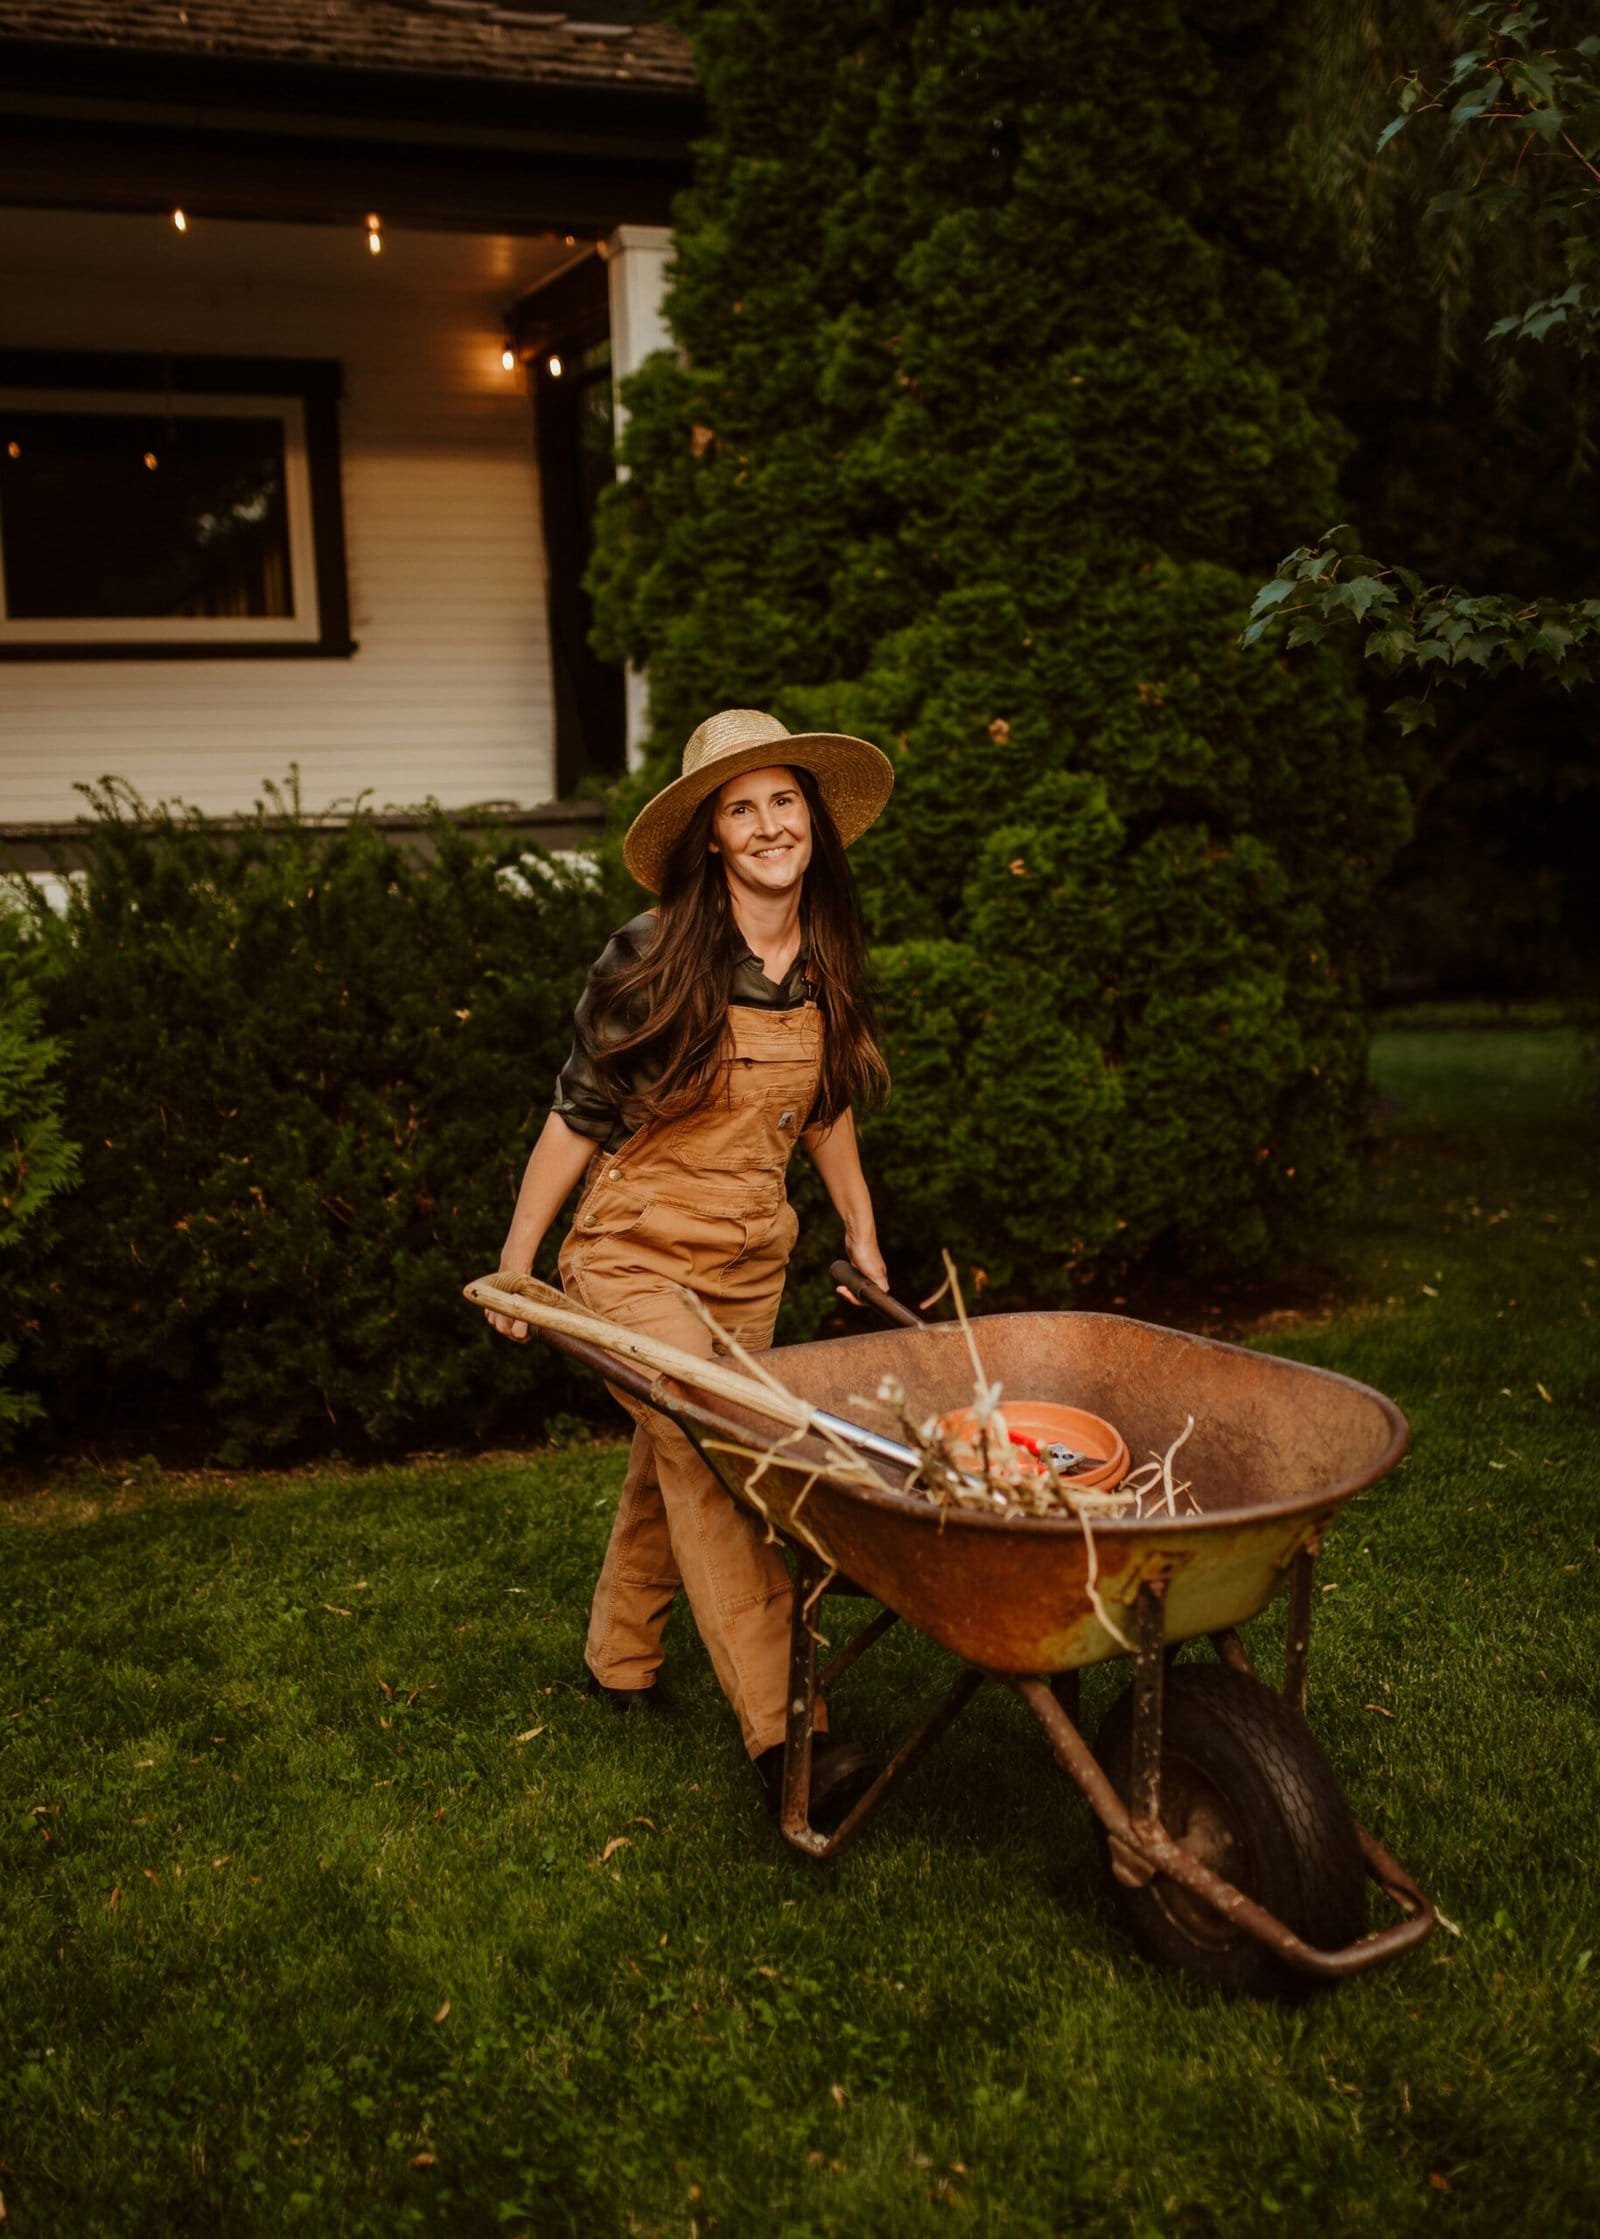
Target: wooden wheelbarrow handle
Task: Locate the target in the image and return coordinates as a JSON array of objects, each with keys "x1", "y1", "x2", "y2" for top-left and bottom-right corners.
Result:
[{"x1": 829, "y1": 1260, "x2": 926, "y2": 1331}]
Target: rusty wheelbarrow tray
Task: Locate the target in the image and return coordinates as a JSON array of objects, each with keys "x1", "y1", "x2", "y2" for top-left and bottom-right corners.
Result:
[{"x1": 533, "y1": 1280, "x2": 1436, "y2": 1997}]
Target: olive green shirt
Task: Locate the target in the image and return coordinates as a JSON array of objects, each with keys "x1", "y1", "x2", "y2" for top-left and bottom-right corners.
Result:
[{"x1": 552, "y1": 911, "x2": 816, "y2": 1153}]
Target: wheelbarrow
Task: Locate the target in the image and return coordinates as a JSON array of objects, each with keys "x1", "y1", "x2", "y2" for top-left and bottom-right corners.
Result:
[{"x1": 473, "y1": 1264, "x2": 1437, "y2": 1997}]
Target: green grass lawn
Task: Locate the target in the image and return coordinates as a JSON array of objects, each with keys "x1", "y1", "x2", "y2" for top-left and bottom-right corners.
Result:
[{"x1": 3, "y1": 1028, "x2": 1597, "y2": 2238}]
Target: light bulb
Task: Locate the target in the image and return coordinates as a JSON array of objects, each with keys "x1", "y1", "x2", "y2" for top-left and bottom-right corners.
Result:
[
  {"x1": 5, "y1": 440, "x2": 20, "y2": 460},
  {"x1": 501, "y1": 344, "x2": 516, "y2": 372},
  {"x1": 366, "y1": 211, "x2": 383, "y2": 255},
  {"x1": 547, "y1": 353, "x2": 563, "y2": 379},
  {"x1": 143, "y1": 451, "x2": 159, "y2": 471},
  {"x1": 173, "y1": 208, "x2": 188, "y2": 233},
  {"x1": 368, "y1": 230, "x2": 382, "y2": 256},
  {"x1": 564, "y1": 234, "x2": 575, "y2": 247}
]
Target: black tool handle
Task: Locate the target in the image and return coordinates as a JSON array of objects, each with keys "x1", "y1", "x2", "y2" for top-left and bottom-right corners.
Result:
[{"x1": 829, "y1": 1259, "x2": 927, "y2": 1330}]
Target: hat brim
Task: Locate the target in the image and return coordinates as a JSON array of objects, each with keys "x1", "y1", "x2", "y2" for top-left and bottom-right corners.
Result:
[{"x1": 622, "y1": 732, "x2": 894, "y2": 893}]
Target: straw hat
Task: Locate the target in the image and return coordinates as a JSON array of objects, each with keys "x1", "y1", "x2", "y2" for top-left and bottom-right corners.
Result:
[{"x1": 622, "y1": 708, "x2": 894, "y2": 893}]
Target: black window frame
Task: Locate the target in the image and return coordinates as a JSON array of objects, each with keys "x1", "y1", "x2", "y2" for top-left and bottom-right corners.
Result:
[{"x1": 0, "y1": 348, "x2": 353, "y2": 661}]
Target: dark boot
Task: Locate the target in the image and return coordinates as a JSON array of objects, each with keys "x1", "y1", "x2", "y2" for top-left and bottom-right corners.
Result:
[
  {"x1": 585, "y1": 1669, "x2": 672, "y2": 1714},
  {"x1": 756, "y1": 1735, "x2": 879, "y2": 1836}
]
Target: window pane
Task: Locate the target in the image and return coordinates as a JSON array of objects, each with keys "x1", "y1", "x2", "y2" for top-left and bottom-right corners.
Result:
[{"x1": 0, "y1": 410, "x2": 294, "y2": 620}]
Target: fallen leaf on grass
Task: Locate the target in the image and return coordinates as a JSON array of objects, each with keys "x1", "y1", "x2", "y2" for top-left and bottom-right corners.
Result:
[
  {"x1": 1363, "y1": 1703, "x2": 1394, "y2": 1718},
  {"x1": 512, "y1": 1726, "x2": 546, "y2": 1744},
  {"x1": 141, "y1": 1868, "x2": 160, "y2": 1884},
  {"x1": 829, "y1": 2083, "x2": 847, "y2": 2109},
  {"x1": 629, "y1": 1816, "x2": 658, "y2": 1832},
  {"x1": 599, "y1": 1836, "x2": 631, "y2": 1864},
  {"x1": 1429, "y1": 2173, "x2": 1452, "y2": 2193},
  {"x1": 107, "y1": 1887, "x2": 121, "y2": 1911},
  {"x1": 432, "y1": 2000, "x2": 451, "y2": 2023},
  {"x1": 1420, "y1": 1284, "x2": 1438, "y2": 1297},
  {"x1": 322, "y1": 1604, "x2": 354, "y2": 1618},
  {"x1": 410, "y1": 2152, "x2": 437, "y2": 2169},
  {"x1": 133, "y1": 1759, "x2": 154, "y2": 1770},
  {"x1": 1536, "y1": 1382, "x2": 1553, "y2": 1404},
  {"x1": 211, "y1": 1854, "x2": 232, "y2": 1870}
]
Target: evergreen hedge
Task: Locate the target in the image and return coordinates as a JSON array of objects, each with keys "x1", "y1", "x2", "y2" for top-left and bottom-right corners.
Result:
[
  {"x1": 0, "y1": 962, "x2": 78, "y2": 1449},
  {"x1": 594, "y1": 0, "x2": 1411, "y2": 1301},
  {"x1": 7, "y1": 786, "x2": 630, "y2": 1461}
]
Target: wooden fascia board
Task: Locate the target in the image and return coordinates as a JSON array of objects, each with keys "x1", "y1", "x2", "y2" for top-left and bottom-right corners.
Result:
[{"x1": 0, "y1": 36, "x2": 703, "y2": 158}]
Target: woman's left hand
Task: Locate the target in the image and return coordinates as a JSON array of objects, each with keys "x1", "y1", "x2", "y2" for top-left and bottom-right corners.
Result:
[{"x1": 837, "y1": 1228, "x2": 889, "y2": 1304}]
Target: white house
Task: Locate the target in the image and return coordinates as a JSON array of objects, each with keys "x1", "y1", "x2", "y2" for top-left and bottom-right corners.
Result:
[{"x1": 0, "y1": 0, "x2": 695, "y2": 866}]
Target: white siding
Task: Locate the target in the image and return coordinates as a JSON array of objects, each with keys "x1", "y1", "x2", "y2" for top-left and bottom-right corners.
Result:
[{"x1": 0, "y1": 211, "x2": 574, "y2": 822}]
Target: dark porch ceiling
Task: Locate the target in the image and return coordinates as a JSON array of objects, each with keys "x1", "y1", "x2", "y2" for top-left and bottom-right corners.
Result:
[{"x1": 0, "y1": 1, "x2": 701, "y2": 235}]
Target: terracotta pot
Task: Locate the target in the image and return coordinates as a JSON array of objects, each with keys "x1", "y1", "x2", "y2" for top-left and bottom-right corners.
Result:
[{"x1": 936, "y1": 1399, "x2": 1130, "y2": 1490}]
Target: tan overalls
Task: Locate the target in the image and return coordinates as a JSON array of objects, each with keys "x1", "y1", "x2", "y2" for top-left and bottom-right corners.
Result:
[{"x1": 558, "y1": 1001, "x2": 824, "y2": 1758}]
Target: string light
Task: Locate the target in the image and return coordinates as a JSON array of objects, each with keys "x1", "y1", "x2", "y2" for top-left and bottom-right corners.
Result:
[
  {"x1": 547, "y1": 353, "x2": 564, "y2": 379},
  {"x1": 5, "y1": 440, "x2": 20, "y2": 460},
  {"x1": 143, "y1": 451, "x2": 159, "y2": 471},
  {"x1": 366, "y1": 211, "x2": 383, "y2": 256},
  {"x1": 501, "y1": 342, "x2": 516, "y2": 372},
  {"x1": 172, "y1": 208, "x2": 188, "y2": 233}
]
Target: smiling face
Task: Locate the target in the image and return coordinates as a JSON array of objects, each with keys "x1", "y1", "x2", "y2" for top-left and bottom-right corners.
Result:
[{"x1": 709, "y1": 763, "x2": 813, "y2": 899}]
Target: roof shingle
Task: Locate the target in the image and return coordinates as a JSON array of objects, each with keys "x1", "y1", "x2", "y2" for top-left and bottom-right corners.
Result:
[{"x1": 0, "y1": 0, "x2": 697, "y2": 94}]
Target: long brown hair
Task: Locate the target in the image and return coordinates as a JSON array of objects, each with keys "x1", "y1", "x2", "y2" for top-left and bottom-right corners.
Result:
[{"x1": 593, "y1": 766, "x2": 889, "y2": 1130}]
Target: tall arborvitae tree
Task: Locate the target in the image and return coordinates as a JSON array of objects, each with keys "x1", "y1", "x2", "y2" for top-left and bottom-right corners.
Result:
[{"x1": 592, "y1": 0, "x2": 1410, "y2": 1304}]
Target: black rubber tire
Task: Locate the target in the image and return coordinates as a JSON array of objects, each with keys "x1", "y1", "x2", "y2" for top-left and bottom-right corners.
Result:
[{"x1": 1094, "y1": 1663, "x2": 1365, "y2": 1999}]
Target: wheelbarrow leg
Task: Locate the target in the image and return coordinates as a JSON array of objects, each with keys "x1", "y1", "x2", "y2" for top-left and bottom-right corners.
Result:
[
  {"x1": 780, "y1": 1545, "x2": 827, "y2": 1838},
  {"x1": 1282, "y1": 1544, "x2": 1316, "y2": 1719},
  {"x1": 777, "y1": 1550, "x2": 986, "y2": 1861},
  {"x1": 1130, "y1": 1578, "x2": 1168, "y2": 1832},
  {"x1": 1211, "y1": 1534, "x2": 1317, "y2": 1718}
]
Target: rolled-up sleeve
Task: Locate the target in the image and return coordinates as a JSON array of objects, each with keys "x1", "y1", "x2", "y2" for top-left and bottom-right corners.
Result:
[{"x1": 551, "y1": 924, "x2": 649, "y2": 1146}]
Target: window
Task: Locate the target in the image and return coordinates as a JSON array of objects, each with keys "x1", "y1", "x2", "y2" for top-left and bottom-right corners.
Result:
[{"x1": 0, "y1": 351, "x2": 352, "y2": 659}]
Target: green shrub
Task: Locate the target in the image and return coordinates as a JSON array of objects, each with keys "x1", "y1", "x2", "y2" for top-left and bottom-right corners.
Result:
[
  {"x1": 10, "y1": 783, "x2": 631, "y2": 1460},
  {"x1": 596, "y1": 0, "x2": 1411, "y2": 1303},
  {"x1": 0, "y1": 953, "x2": 79, "y2": 1448}
]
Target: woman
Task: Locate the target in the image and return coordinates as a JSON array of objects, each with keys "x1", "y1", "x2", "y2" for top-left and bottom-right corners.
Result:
[{"x1": 487, "y1": 707, "x2": 894, "y2": 1828}]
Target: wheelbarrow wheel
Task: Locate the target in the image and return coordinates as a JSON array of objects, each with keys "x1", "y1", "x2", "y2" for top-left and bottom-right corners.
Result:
[{"x1": 1094, "y1": 1663, "x2": 1365, "y2": 1998}]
